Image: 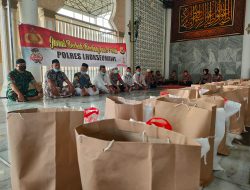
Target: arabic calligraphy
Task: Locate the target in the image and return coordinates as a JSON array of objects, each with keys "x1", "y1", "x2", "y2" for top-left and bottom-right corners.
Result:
[{"x1": 179, "y1": 0, "x2": 234, "y2": 32}]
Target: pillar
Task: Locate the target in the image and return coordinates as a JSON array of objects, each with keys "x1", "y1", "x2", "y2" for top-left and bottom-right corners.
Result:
[
  {"x1": 125, "y1": 0, "x2": 133, "y2": 70},
  {"x1": 164, "y1": 8, "x2": 172, "y2": 79},
  {"x1": 38, "y1": 8, "x2": 56, "y2": 30},
  {"x1": 241, "y1": 0, "x2": 250, "y2": 79},
  {"x1": 0, "y1": 0, "x2": 11, "y2": 96},
  {"x1": 18, "y1": 0, "x2": 42, "y2": 82},
  {"x1": 7, "y1": 0, "x2": 19, "y2": 70}
]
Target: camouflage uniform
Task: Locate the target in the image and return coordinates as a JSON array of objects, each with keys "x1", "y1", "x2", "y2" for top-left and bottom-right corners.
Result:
[
  {"x1": 73, "y1": 72, "x2": 99, "y2": 96},
  {"x1": 6, "y1": 69, "x2": 38, "y2": 101},
  {"x1": 44, "y1": 69, "x2": 70, "y2": 97},
  {"x1": 109, "y1": 73, "x2": 126, "y2": 91},
  {"x1": 200, "y1": 74, "x2": 212, "y2": 84},
  {"x1": 73, "y1": 72, "x2": 93, "y2": 89},
  {"x1": 212, "y1": 74, "x2": 223, "y2": 82}
]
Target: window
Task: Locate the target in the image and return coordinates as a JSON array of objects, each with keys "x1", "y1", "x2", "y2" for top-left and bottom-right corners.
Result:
[
  {"x1": 74, "y1": 12, "x2": 82, "y2": 20},
  {"x1": 58, "y1": 8, "x2": 73, "y2": 17},
  {"x1": 57, "y1": 8, "x2": 113, "y2": 30}
]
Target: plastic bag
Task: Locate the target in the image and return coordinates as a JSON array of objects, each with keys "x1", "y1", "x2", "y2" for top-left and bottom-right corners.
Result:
[
  {"x1": 146, "y1": 117, "x2": 173, "y2": 130},
  {"x1": 83, "y1": 107, "x2": 100, "y2": 123},
  {"x1": 213, "y1": 108, "x2": 226, "y2": 170}
]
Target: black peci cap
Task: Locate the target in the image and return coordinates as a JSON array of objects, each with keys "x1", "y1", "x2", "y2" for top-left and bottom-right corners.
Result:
[
  {"x1": 52, "y1": 59, "x2": 60, "y2": 64},
  {"x1": 16, "y1": 58, "x2": 26, "y2": 65},
  {"x1": 81, "y1": 63, "x2": 89, "y2": 68}
]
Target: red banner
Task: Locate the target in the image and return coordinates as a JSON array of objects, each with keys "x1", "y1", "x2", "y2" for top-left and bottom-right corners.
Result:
[{"x1": 19, "y1": 24, "x2": 127, "y2": 67}]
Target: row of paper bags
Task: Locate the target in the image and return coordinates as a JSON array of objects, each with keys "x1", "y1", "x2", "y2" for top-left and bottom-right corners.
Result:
[
  {"x1": 8, "y1": 81, "x2": 250, "y2": 190},
  {"x1": 8, "y1": 108, "x2": 201, "y2": 190}
]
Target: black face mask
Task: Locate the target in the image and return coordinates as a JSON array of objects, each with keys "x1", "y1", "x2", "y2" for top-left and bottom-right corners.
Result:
[
  {"x1": 19, "y1": 66, "x2": 26, "y2": 71},
  {"x1": 215, "y1": 71, "x2": 219, "y2": 75}
]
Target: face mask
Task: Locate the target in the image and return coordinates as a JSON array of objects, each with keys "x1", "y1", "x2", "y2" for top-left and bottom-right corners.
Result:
[
  {"x1": 114, "y1": 70, "x2": 119, "y2": 74},
  {"x1": 53, "y1": 68, "x2": 60, "y2": 73},
  {"x1": 126, "y1": 72, "x2": 131, "y2": 75},
  {"x1": 81, "y1": 71, "x2": 87, "y2": 75},
  {"x1": 214, "y1": 71, "x2": 219, "y2": 74},
  {"x1": 101, "y1": 72, "x2": 106, "y2": 76},
  {"x1": 136, "y1": 71, "x2": 140, "y2": 75},
  {"x1": 19, "y1": 65, "x2": 26, "y2": 71}
]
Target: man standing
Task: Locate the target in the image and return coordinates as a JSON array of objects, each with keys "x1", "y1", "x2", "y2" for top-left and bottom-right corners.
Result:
[
  {"x1": 133, "y1": 66, "x2": 147, "y2": 90},
  {"x1": 6, "y1": 59, "x2": 43, "y2": 102},
  {"x1": 94, "y1": 65, "x2": 115, "y2": 94},
  {"x1": 73, "y1": 63, "x2": 99, "y2": 96},
  {"x1": 44, "y1": 59, "x2": 75, "y2": 98}
]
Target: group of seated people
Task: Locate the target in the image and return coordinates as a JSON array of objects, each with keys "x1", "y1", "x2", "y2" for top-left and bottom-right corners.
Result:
[
  {"x1": 6, "y1": 58, "x2": 223, "y2": 102},
  {"x1": 6, "y1": 58, "x2": 165, "y2": 102},
  {"x1": 167, "y1": 68, "x2": 223, "y2": 86}
]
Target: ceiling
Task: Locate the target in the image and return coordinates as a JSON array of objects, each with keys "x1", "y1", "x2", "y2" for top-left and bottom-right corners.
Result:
[{"x1": 64, "y1": 0, "x2": 114, "y2": 17}]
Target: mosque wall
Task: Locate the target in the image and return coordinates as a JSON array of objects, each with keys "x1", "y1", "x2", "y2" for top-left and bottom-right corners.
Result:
[
  {"x1": 169, "y1": 0, "x2": 246, "y2": 82},
  {"x1": 169, "y1": 35, "x2": 243, "y2": 82},
  {"x1": 133, "y1": 0, "x2": 166, "y2": 73}
]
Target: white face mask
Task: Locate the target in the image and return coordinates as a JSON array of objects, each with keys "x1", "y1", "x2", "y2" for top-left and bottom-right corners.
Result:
[
  {"x1": 126, "y1": 72, "x2": 131, "y2": 75},
  {"x1": 53, "y1": 68, "x2": 60, "y2": 73},
  {"x1": 81, "y1": 71, "x2": 87, "y2": 74}
]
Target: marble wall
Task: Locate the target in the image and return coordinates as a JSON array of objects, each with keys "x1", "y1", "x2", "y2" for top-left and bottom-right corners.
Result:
[{"x1": 170, "y1": 35, "x2": 243, "y2": 82}]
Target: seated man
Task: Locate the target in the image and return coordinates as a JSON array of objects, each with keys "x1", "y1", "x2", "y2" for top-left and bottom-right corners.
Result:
[
  {"x1": 44, "y1": 59, "x2": 75, "y2": 98},
  {"x1": 6, "y1": 58, "x2": 43, "y2": 102},
  {"x1": 93, "y1": 65, "x2": 115, "y2": 94},
  {"x1": 155, "y1": 70, "x2": 165, "y2": 85},
  {"x1": 145, "y1": 69, "x2": 157, "y2": 89},
  {"x1": 200, "y1": 69, "x2": 212, "y2": 84},
  {"x1": 109, "y1": 67, "x2": 128, "y2": 93},
  {"x1": 166, "y1": 70, "x2": 178, "y2": 85},
  {"x1": 73, "y1": 63, "x2": 99, "y2": 96},
  {"x1": 133, "y1": 66, "x2": 147, "y2": 90},
  {"x1": 122, "y1": 67, "x2": 134, "y2": 92},
  {"x1": 179, "y1": 70, "x2": 193, "y2": 86},
  {"x1": 212, "y1": 68, "x2": 223, "y2": 82}
]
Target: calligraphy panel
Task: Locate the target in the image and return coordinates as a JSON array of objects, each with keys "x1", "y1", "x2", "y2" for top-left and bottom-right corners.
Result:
[{"x1": 171, "y1": 0, "x2": 246, "y2": 42}]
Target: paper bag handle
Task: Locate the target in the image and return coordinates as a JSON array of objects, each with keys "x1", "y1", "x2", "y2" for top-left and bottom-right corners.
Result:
[{"x1": 146, "y1": 117, "x2": 173, "y2": 130}]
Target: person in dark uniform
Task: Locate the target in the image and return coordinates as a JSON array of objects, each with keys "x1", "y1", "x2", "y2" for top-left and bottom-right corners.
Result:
[{"x1": 6, "y1": 58, "x2": 43, "y2": 102}]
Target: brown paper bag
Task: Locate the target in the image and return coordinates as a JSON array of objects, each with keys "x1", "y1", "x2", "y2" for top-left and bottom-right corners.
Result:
[
  {"x1": 165, "y1": 88, "x2": 199, "y2": 99},
  {"x1": 105, "y1": 96, "x2": 143, "y2": 121},
  {"x1": 75, "y1": 119, "x2": 201, "y2": 190},
  {"x1": 7, "y1": 108, "x2": 83, "y2": 190},
  {"x1": 154, "y1": 97, "x2": 216, "y2": 186},
  {"x1": 199, "y1": 95, "x2": 225, "y2": 108}
]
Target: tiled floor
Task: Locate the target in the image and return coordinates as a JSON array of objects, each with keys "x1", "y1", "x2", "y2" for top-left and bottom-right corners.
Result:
[{"x1": 0, "y1": 89, "x2": 249, "y2": 190}]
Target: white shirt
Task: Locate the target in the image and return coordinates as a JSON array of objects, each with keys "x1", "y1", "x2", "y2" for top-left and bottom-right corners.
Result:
[
  {"x1": 133, "y1": 73, "x2": 146, "y2": 86},
  {"x1": 93, "y1": 72, "x2": 111, "y2": 88},
  {"x1": 122, "y1": 73, "x2": 134, "y2": 86}
]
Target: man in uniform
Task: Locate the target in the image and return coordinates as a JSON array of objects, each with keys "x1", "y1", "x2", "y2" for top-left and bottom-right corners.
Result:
[
  {"x1": 6, "y1": 58, "x2": 43, "y2": 102},
  {"x1": 73, "y1": 63, "x2": 99, "y2": 96},
  {"x1": 44, "y1": 59, "x2": 74, "y2": 98}
]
